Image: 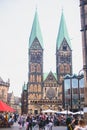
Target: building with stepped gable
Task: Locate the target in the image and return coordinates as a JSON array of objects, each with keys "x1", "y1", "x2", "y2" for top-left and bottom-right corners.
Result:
[{"x1": 22, "y1": 10, "x2": 72, "y2": 114}]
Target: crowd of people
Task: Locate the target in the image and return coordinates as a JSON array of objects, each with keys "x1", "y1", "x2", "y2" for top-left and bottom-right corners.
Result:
[
  {"x1": 0, "y1": 111, "x2": 87, "y2": 130},
  {"x1": 17, "y1": 112, "x2": 87, "y2": 130},
  {"x1": 0, "y1": 112, "x2": 18, "y2": 127},
  {"x1": 18, "y1": 113, "x2": 53, "y2": 130}
]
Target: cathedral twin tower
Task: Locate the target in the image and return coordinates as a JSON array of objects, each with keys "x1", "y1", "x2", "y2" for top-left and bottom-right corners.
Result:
[{"x1": 27, "y1": 10, "x2": 72, "y2": 113}]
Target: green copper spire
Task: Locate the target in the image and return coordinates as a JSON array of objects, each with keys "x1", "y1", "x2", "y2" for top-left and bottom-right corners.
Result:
[
  {"x1": 22, "y1": 82, "x2": 27, "y2": 92},
  {"x1": 56, "y1": 11, "x2": 71, "y2": 49},
  {"x1": 29, "y1": 10, "x2": 43, "y2": 48}
]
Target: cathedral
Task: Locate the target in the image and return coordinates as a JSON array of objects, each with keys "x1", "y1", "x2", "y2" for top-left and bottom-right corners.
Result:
[{"x1": 22, "y1": 10, "x2": 72, "y2": 114}]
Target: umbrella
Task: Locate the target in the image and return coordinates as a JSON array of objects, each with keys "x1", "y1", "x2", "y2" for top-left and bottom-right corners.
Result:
[
  {"x1": 0, "y1": 100, "x2": 15, "y2": 112},
  {"x1": 57, "y1": 110, "x2": 73, "y2": 115},
  {"x1": 42, "y1": 109, "x2": 57, "y2": 113}
]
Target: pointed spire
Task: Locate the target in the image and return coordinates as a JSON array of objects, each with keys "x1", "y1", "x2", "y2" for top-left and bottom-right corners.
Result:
[
  {"x1": 22, "y1": 82, "x2": 27, "y2": 91},
  {"x1": 29, "y1": 9, "x2": 43, "y2": 48},
  {"x1": 56, "y1": 11, "x2": 71, "y2": 49}
]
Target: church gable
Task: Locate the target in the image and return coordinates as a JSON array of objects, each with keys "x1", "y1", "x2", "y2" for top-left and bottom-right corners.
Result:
[
  {"x1": 44, "y1": 71, "x2": 57, "y2": 82},
  {"x1": 59, "y1": 38, "x2": 71, "y2": 51},
  {"x1": 30, "y1": 37, "x2": 43, "y2": 50},
  {"x1": 43, "y1": 72, "x2": 58, "y2": 100}
]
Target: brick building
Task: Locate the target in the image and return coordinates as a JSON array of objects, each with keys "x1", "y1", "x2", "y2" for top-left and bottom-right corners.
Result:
[
  {"x1": 0, "y1": 77, "x2": 10, "y2": 103},
  {"x1": 22, "y1": 10, "x2": 72, "y2": 114}
]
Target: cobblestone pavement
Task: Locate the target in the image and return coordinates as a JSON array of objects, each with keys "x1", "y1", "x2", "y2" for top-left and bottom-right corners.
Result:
[{"x1": 0, "y1": 122, "x2": 67, "y2": 130}]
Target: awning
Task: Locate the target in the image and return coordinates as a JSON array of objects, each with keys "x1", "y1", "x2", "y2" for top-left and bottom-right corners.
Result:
[{"x1": 0, "y1": 100, "x2": 15, "y2": 112}]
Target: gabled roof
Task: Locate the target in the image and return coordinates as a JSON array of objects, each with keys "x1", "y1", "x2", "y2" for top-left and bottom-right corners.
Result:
[
  {"x1": 29, "y1": 10, "x2": 43, "y2": 49},
  {"x1": 43, "y1": 71, "x2": 57, "y2": 81},
  {"x1": 0, "y1": 77, "x2": 9, "y2": 87},
  {"x1": 56, "y1": 11, "x2": 71, "y2": 49},
  {"x1": 43, "y1": 73, "x2": 48, "y2": 81}
]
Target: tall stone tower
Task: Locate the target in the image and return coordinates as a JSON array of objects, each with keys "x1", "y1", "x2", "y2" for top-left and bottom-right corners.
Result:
[
  {"x1": 28, "y1": 10, "x2": 43, "y2": 113},
  {"x1": 56, "y1": 11, "x2": 72, "y2": 82}
]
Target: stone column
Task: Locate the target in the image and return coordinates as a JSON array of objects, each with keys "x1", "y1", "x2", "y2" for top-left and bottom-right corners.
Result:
[{"x1": 79, "y1": 0, "x2": 87, "y2": 123}]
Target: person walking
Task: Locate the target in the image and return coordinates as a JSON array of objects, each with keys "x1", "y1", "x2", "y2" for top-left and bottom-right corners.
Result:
[
  {"x1": 18, "y1": 114, "x2": 24, "y2": 129},
  {"x1": 66, "y1": 116, "x2": 75, "y2": 130},
  {"x1": 74, "y1": 119, "x2": 87, "y2": 130},
  {"x1": 26, "y1": 114, "x2": 32, "y2": 130}
]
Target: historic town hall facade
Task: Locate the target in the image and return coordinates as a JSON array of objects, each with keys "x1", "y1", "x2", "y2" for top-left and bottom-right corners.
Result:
[{"x1": 22, "y1": 10, "x2": 72, "y2": 114}]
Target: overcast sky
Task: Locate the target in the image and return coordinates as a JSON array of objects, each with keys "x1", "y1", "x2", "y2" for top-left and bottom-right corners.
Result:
[{"x1": 0, "y1": 0, "x2": 83, "y2": 97}]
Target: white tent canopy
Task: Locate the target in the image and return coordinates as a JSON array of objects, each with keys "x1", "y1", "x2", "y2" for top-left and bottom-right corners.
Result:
[
  {"x1": 73, "y1": 111, "x2": 84, "y2": 115},
  {"x1": 42, "y1": 109, "x2": 57, "y2": 113},
  {"x1": 57, "y1": 110, "x2": 74, "y2": 115}
]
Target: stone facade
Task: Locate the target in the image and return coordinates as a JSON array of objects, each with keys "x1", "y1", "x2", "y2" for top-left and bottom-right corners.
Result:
[
  {"x1": 25, "y1": 11, "x2": 72, "y2": 114},
  {"x1": 0, "y1": 77, "x2": 10, "y2": 103},
  {"x1": 0, "y1": 77, "x2": 21, "y2": 114}
]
